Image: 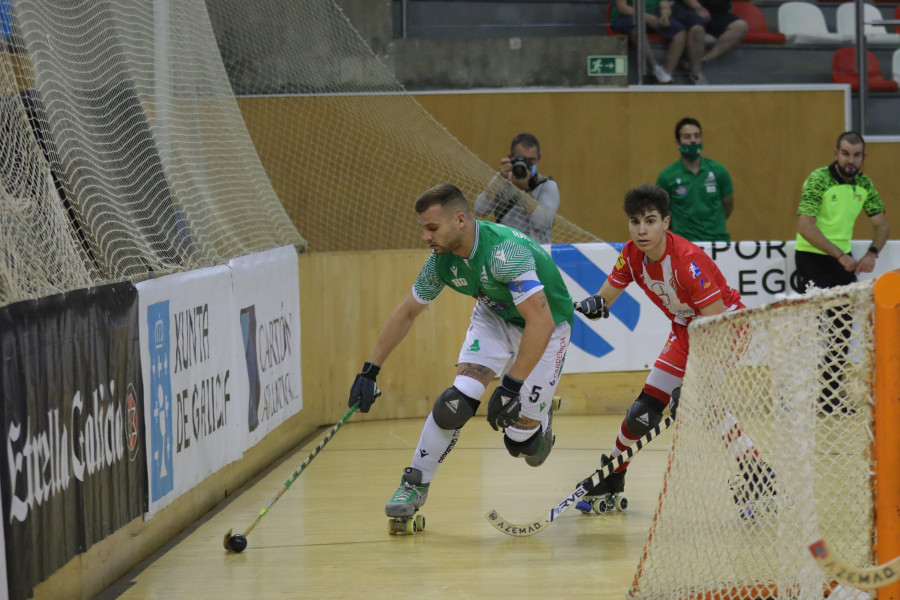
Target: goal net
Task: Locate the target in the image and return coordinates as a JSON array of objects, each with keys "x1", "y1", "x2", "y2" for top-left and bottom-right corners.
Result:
[{"x1": 631, "y1": 280, "x2": 878, "y2": 600}]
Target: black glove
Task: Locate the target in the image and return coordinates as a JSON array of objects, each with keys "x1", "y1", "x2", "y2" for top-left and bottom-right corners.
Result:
[
  {"x1": 487, "y1": 375, "x2": 523, "y2": 431},
  {"x1": 575, "y1": 295, "x2": 609, "y2": 320},
  {"x1": 349, "y1": 361, "x2": 381, "y2": 413}
]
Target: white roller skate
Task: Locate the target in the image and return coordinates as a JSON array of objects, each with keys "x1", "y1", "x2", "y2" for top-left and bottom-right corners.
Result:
[
  {"x1": 577, "y1": 454, "x2": 628, "y2": 515},
  {"x1": 386, "y1": 467, "x2": 429, "y2": 535}
]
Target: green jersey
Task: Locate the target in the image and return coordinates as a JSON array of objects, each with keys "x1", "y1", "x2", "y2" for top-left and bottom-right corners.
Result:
[
  {"x1": 656, "y1": 157, "x2": 733, "y2": 242},
  {"x1": 412, "y1": 221, "x2": 574, "y2": 328},
  {"x1": 796, "y1": 163, "x2": 885, "y2": 255},
  {"x1": 611, "y1": 0, "x2": 663, "y2": 20}
]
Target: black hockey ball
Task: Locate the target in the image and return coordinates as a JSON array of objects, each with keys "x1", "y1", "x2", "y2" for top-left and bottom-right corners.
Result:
[{"x1": 227, "y1": 533, "x2": 248, "y2": 553}]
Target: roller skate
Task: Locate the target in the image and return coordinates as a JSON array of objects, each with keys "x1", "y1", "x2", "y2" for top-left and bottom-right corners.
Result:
[
  {"x1": 729, "y1": 459, "x2": 778, "y2": 523},
  {"x1": 386, "y1": 467, "x2": 428, "y2": 535},
  {"x1": 524, "y1": 396, "x2": 561, "y2": 467},
  {"x1": 577, "y1": 454, "x2": 628, "y2": 515},
  {"x1": 819, "y1": 386, "x2": 855, "y2": 416}
]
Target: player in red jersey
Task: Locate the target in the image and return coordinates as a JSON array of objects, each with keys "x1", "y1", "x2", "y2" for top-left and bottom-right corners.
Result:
[{"x1": 576, "y1": 184, "x2": 772, "y2": 514}]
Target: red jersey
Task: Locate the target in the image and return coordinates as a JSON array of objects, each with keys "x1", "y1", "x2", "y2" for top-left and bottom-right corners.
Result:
[{"x1": 608, "y1": 232, "x2": 742, "y2": 326}]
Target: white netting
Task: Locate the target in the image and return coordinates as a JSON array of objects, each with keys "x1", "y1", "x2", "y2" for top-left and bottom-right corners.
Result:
[
  {"x1": 0, "y1": 0, "x2": 599, "y2": 307},
  {"x1": 204, "y1": 0, "x2": 601, "y2": 251},
  {"x1": 631, "y1": 281, "x2": 876, "y2": 600},
  {"x1": 0, "y1": 48, "x2": 96, "y2": 303},
  {"x1": 0, "y1": 0, "x2": 304, "y2": 307}
]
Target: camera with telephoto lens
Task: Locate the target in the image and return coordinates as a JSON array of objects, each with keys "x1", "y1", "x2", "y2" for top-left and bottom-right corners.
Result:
[{"x1": 510, "y1": 155, "x2": 531, "y2": 179}]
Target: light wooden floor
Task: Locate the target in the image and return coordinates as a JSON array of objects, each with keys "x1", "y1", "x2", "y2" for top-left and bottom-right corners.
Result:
[{"x1": 98, "y1": 414, "x2": 673, "y2": 600}]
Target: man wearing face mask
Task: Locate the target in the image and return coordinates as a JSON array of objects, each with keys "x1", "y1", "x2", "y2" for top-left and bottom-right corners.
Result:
[
  {"x1": 655, "y1": 117, "x2": 734, "y2": 242},
  {"x1": 795, "y1": 131, "x2": 889, "y2": 289},
  {"x1": 474, "y1": 133, "x2": 559, "y2": 244}
]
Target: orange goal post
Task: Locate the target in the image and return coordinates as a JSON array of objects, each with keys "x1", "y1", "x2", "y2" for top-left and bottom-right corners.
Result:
[{"x1": 629, "y1": 272, "x2": 900, "y2": 600}]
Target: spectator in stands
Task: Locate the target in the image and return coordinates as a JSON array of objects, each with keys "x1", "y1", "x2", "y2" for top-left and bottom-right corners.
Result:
[
  {"x1": 671, "y1": 0, "x2": 749, "y2": 84},
  {"x1": 655, "y1": 117, "x2": 734, "y2": 241},
  {"x1": 608, "y1": 0, "x2": 689, "y2": 84},
  {"x1": 474, "y1": 133, "x2": 559, "y2": 244},
  {"x1": 794, "y1": 131, "x2": 889, "y2": 413}
]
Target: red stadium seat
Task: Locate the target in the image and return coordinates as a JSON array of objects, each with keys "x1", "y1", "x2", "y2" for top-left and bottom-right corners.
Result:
[
  {"x1": 832, "y1": 47, "x2": 899, "y2": 91},
  {"x1": 896, "y1": 5, "x2": 900, "y2": 33},
  {"x1": 731, "y1": 1, "x2": 787, "y2": 43},
  {"x1": 606, "y1": 2, "x2": 664, "y2": 43}
]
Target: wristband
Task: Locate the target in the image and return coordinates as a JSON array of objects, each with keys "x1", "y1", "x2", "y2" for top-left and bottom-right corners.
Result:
[
  {"x1": 868, "y1": 245, "x2": 880, "y2": 257},
  {"x1": 361, "y1": 361, "x2": 381, "y2": 379},
  {"x1": 500, "y1": 374, "x2": 524, "y2": 394}
]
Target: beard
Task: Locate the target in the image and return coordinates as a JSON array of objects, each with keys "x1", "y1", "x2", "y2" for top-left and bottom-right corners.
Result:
[
  {"x1": 837, "y1": 163, "x2": 860, "y2": 179},
  {"x1": 431, "y1": 231, "x2": 463, "y2": 255}
]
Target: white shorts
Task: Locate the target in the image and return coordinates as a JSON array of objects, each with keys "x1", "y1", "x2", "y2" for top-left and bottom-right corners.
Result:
[{"x1": 457, "y1": 303, "x2": 571, "y2": 421}]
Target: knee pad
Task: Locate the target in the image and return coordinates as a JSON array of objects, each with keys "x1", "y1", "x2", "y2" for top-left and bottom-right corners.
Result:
[
  {"x1": 503, "y1": 429, "x2": 542, "y2": 458},
  {"x1": 432, "y1": 386, "x2": 479, "y2": 430},
  {"x1": 624, "y1": 392, "x2": 665, "y2": 438}
]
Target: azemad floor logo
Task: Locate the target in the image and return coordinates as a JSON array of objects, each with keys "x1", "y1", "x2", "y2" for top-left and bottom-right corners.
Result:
[
  {"x1": 147, "y1": 300, "x2": 174, "y2": 501},
  {"x1": 551, "y1": 245, "x2": 641, "y2": 358}
]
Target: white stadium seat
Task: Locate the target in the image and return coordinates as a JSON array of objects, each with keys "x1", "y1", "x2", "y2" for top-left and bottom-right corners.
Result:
[
  {"x1": 835, "y1": 3, "x2": 900, "y2": 46},
  {"x1": 893, "y1": 48, "x2": 900, "y2": 82},
  {"x1": 778, "y1": 2, "x2": 850, "y2": 45}
]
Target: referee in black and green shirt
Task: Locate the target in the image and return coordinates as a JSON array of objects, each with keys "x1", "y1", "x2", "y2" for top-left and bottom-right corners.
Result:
[
  {"x1": 795, "y1": 131, "x2": 890, "y2": 290},
  {"x1": 795, "y1": 131, "x2": 890, "y2": 414}
]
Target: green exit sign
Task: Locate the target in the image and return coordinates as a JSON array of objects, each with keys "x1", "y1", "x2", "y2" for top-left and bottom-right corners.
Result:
[{"x1": 587, "y1": 55, "x2": 627, "y2": 76}]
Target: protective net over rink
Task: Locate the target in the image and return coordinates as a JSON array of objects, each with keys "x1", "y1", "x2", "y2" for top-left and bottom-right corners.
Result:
[
  {"x1": 202, "y1": 0, "x2": 601, "y2": 251},
  {"x1": 0, "y1": 0, "x2": 599, "y2": 307},
  {"x1": 630, "y1": 280, "x2": 877, "y2": 600},
  {"x1": 0, "y1": 0, "x2": 304, "y2": 307}
]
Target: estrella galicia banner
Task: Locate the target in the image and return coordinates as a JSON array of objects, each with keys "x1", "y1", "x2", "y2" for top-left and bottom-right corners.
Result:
[
  {"x1": 229, "y1": 246, "x2": 302, "y2": 448},
  {"x1": 0, "y1": 283, "x2": 146, "y2": 600},
  {"x1": 137, "y1": 265, "x2": 247, "y2": 517}
]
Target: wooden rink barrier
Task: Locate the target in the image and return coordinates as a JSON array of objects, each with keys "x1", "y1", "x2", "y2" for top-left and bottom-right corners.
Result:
[{"x1": 238, "y1": 88, "x2": 900, "y2": 247}]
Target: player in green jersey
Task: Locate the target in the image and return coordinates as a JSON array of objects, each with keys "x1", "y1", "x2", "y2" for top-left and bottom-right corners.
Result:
[{"x1": 348, "y1": 183, "x2": 574, "y2": 524}]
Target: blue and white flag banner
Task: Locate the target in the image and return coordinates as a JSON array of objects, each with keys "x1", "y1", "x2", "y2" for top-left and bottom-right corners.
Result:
[
  {"x1": 138, "y1": 265, "x2": 247, "y2": 517},
  {"x1": 553, "y1": 240, "x2": 900, "y2": 375},
  {"x1": 230, "y1": 246, "x2": 303, "y2": 448}
]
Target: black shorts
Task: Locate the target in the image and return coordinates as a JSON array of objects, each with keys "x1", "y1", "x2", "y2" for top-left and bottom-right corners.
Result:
[
  {"x1": 671, "y1": 1, "x2": 742, "y2": 37},
  {"x1": 794, "y1": 250, "x2": 857, "y2": 291}
]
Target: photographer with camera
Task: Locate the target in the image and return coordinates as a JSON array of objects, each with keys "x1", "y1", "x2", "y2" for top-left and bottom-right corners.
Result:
[{"x1": 474, "y1": 133, "x2": 559, "y2": 244}]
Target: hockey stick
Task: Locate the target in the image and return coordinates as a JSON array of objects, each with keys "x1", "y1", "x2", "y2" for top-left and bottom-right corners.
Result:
[
  {"x1": 809, "y1": 539, "x2": 900, "y2": 590},
  {"x1": 485, "y1": 414, "x2": 675, "y2": 537},
  {"x1": 223, "y1": 401, "x2": 361, "y2": 552}
]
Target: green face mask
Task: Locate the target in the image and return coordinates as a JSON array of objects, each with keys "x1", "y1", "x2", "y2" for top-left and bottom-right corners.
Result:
[{"x1": 679, "y1": 143, "x2": 703, "y2": 160}]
